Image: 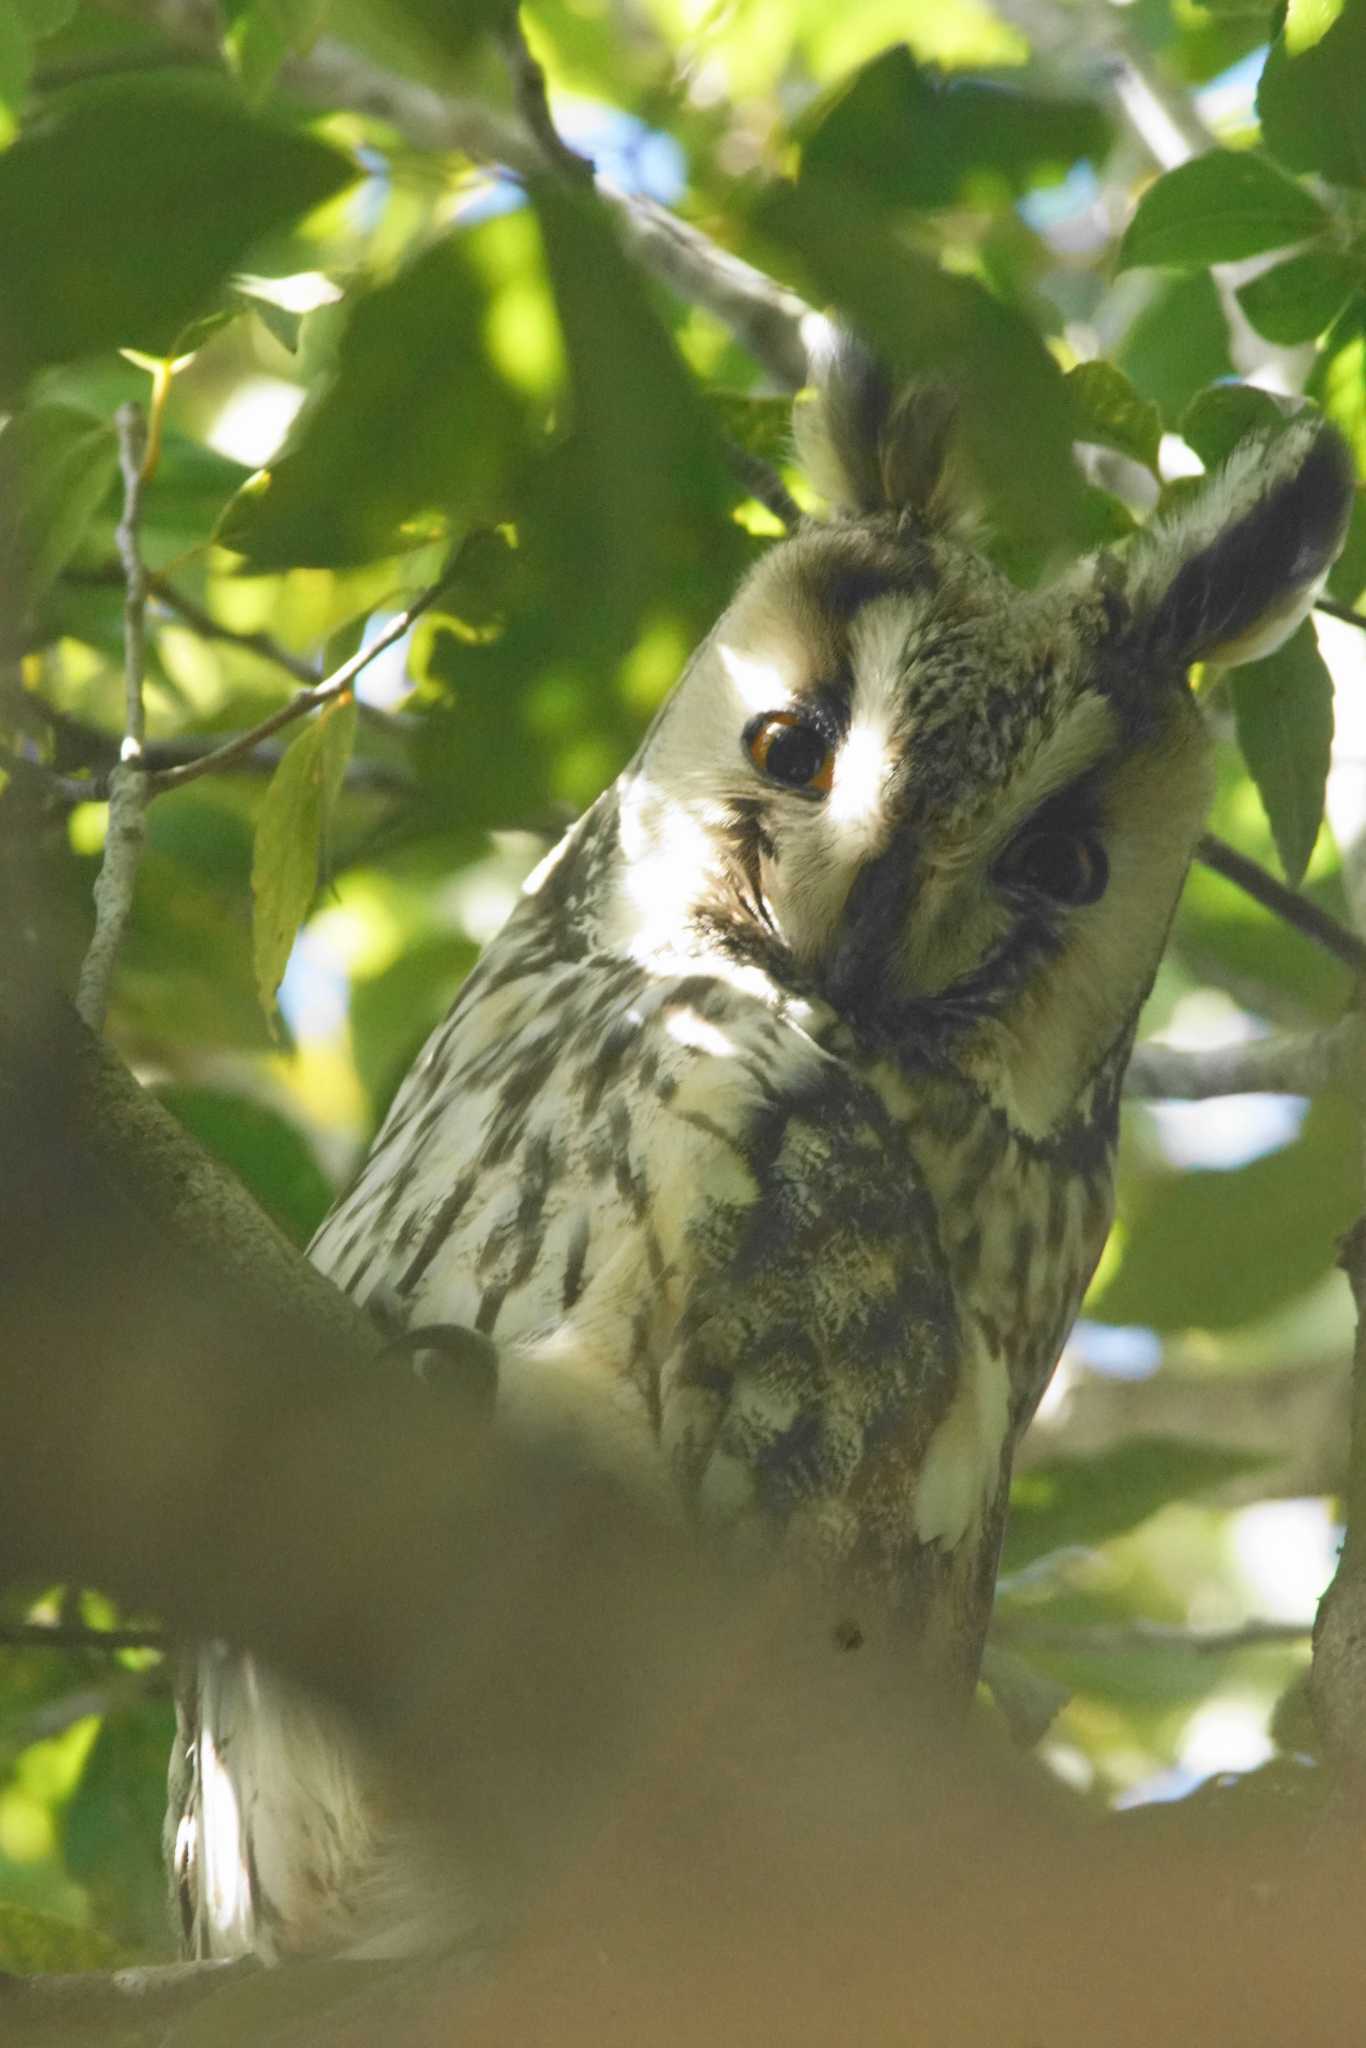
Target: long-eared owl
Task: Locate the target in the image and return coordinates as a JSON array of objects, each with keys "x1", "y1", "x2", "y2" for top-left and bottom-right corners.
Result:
[{"x1": 168, "y1": 338, "x2": 1354, "y2": 1960}]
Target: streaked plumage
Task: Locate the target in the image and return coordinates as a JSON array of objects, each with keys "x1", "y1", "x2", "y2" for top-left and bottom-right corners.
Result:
[{"x1": 169, "y1": 343, "x2": 1354, "y2": 1959}]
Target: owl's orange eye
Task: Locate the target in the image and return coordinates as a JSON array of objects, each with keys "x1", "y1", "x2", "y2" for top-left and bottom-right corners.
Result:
[{"x1": 745, "y1": 712, "x2": 835, "y2": 795}]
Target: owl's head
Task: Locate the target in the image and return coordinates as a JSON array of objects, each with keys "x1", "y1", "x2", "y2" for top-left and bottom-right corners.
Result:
[{"x1": 611, "y1": 340, "x2": 1354, "y2": 1135}]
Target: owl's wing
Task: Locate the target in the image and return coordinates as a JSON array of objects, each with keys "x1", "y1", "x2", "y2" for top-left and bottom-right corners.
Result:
[{"x1": 649, "y1": 1058, "x2": 1007, "y2": 1678}]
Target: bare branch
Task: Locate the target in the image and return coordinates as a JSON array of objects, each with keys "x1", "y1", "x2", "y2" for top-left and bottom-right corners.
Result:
[
  {"x1": 496, "y1": 6, "x2": 594, "y2": 184},
  {"x1": 1126, "y1": 1014, "x2": 1366, "y2": 1103},
  {"x1": 0, "y1": 1621, "x2": 165, "y2": 1652},
  {"x1": 74, "y1": 403, "x2": 151, "y2": 1033},
  {"x1": 1317, "y1": 598, "x2": 1366, "y2": 631},
  {"x1": 1196, "y1": 833, "x2": 1366, "y2": 979},
  {"x1": 996, "y1": 1616, "x2": 1311, "y2": 1658},
  {"x1": 144, "y1": 560, "x2": 460, "y2": 795}
]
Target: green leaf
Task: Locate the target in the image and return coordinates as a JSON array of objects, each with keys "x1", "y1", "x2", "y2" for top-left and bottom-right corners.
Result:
[
  {"x1": 1004, "y1": 1438, "x2": 1270, "y2": 1571},
  {"x1": 524, "y1": 182, "x2": 746, "y2": 666},
  {"x1": 326, "y1": 0, "x2": 513, "y2": 81},
  {"x1": 0, "y1": 1898, "x2": 125, "y2": 1972},
  {"x1": 1179, "y1": 382, "x2": 1286, "y2": 468},
  {"x1": 1229, "y1": 619, "x2": 1335, "y2": 885},
  {"x1": 1259, "y1": 0, "x2": 1366, "y2": 188},
  {"x1": 0, "y1": 405, "x2": 118, "y2": 616},
  {"x1": 221, "y1": 0, "x2": 331, "y2": 104},
  {"x1": 1236, "y1": 252, "x2": 1361, "y2": 344},
  {"x1": 62, "y1": 1702, "x2": 177, "y2": 1954},
  {"x1": 251, "y1": 696, "x2": 357, "y2": 1019},
  {"x1": 1065, "y1": 361, "x2": 1162, "y2": 472},
  {"x1": 1089, "y1": 1102, "x2": 1360, "y2": 1333},
  {"x1": 1118, "y1": 150, "x2": 1331, "y2": 270},
  {"x1": 797, "y1": 44, "x2": 1110, "y2": 210},
  {"x1": 758, "y1": 176, "x2": 1089, "y2": 549},
  {"x1": 350, "y1": 935, "x2": 476, "y2": 1121},
  {"x1": 1116, "y1": 270, "x2": 1234, "y2": 417},
  {"x1": 0, "y1": 75, "x2": 354, "y2": 392},
  {"x1": 156, "y1": 1086, "x2": 334, "y2": 1243},
  {"x1": 1310, "y1": 295, "x2": 1366, "y2": 472},
  {"x1": 0, "y1": 7, "x2": 32, "y2": 130},
  {"x1": 1327, "y1": 487, "x2": 1366, "y2": 607},
  {"x1": 13, "y1": 0, "x2": 81, "y2": 32},
  {"x1": 220, "y1": 235, "x2": 524, "y2": 567}
]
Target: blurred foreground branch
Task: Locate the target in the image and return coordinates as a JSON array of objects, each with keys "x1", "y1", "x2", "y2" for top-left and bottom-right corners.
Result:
[{"x1": 1126, "y1": 1014, "x2": 1366, "y2": 1104}]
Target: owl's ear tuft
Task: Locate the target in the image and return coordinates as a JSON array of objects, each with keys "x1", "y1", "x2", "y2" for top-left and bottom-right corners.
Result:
[
  {"x1": 1122, "y1": 415, "x2": 1356, "y2": 670},
  {"x1": 794, "y1": 330, "x2": 966, "y2": 531}
]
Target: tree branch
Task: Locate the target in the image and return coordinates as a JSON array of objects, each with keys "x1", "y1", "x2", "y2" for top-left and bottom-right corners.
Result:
[
  {"x1": 995, "y1": 1616, "x2": 1312, "y2": 1658},
  {"x1": 1125, "y1": 1013, "x2": 1366, "y2": 1103},
  {"x1": 496, "y1": 6, "x2": 594, "y2": 185},
  {"x1": 1195, "y1": 834, "x2": 1366, "y2": 979},
  {"x1": 1019, "y1": 1354, "x2": 1349, "y2": 1507},
  {"x1": 74, "y1": 403, "x2": 150, "y2": 1033},
  {"x1": 0, "y1": 1621, "x2": 166, "y2": 1653},
  {"x1": 143, "y1": 562, "x2": 459, "y2": 795}
]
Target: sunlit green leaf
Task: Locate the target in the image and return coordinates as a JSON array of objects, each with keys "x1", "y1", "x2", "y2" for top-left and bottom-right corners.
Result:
[
  {"x1": 0, "y1": 75, "x2": 354, "y2": 392},
  {"x1": 0, "y1": 8, "x2": 32, "y2": 128},
  {"x1": 0, "y1": 404, "x2": 118, "y2": 615},
  {"x1": 1310, "y1": 296, "x2": 1366, "y2": 471},
  {"x1": 1229, "y1": 620, "x2": 1335, "y2": 885},
  {"x1": 1259, "y1": 0, "x2": 1366, "y2": 187},
  {"x1": 220, "y1": 235, "x2": 525, "y2": 567},
  {"x1": 1090, "y1": 1103, "x2": 1359, "y2": 1333},
  {"x1": 1118, "y1": 150, "x2": 1331, "y2": 270},
  {"x1": 251, "y1": 696, "x2": 357, "y2": 1018},
  {"x1": 1066, "y1": 361, "x2": 1162, "y2": 471},
  {"x1": 62, "y1": 1703, "x2": 176, "y2": 1954},
  {"x1": 221, "y1": 0, "x2": 331, "y2": 103}
]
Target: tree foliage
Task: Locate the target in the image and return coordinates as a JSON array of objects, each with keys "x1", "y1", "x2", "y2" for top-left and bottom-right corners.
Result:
[{"x1": 2, "y1": 0, "x2": 1366, "y2": 1998}]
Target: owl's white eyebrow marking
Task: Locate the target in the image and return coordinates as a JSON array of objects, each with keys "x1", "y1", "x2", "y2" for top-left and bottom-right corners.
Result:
[
  {"x1": 716, "y1": 639, "x2": 791, "y2": 715},
  {"x1": 826, "y1": 719, "x2": 890, "y2": 829}
]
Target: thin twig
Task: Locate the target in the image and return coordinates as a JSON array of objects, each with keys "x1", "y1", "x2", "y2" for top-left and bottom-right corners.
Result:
[
  {"x1": 1316, "y1": 598, "x2": 1366, "y2": 632},
  {"x1": 75, "y1": 404, "x2": 151, "y2": 1033},
  {"x1": 995, "y1": 1616, "x2": 1312, "y2": 1658},
  {"x1": 0, "y1": 1621, "x2": 166, "y2": 1653},
  {"x1": 1196, "y1": 833, "x2": 1366, "y2": 979},
  {"x1": 496, "y1": 5, "x2": 594, "y2": 184},
  {"x1": 145, "y1": 559, "x2": 464, "y2": 796},
  {"x1": 1126, "y1": 1013, "x2": 1366, "y2": 1103},
  {"x1": 63, "y1": 564, "x2": 323, "y2": 685}
]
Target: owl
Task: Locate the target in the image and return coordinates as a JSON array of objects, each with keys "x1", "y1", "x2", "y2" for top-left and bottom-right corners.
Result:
[{"x1": 168, "y1": 341, "x2": 1354, "y2": 1960}]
